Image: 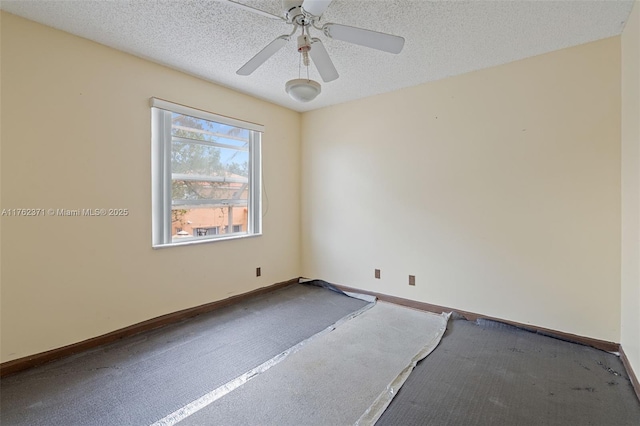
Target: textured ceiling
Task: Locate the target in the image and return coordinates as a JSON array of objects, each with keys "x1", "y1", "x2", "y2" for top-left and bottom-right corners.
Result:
[{"x1": 1, "y1": 0, "x2": 634, "y2": 112}]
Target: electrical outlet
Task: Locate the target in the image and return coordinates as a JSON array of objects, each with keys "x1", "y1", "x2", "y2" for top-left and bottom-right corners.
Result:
[
  {"x1": 409, "y1": 275, "x2": 416, "y2": 286},
  {"x1": 375, "y1": 269, "x2": 381, "y2": 279},
  {"x1": 256, "y1": 267, "x2": 261, "y2": 277}
]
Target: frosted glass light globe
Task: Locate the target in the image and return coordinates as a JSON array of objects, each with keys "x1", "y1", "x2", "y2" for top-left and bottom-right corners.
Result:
[{"x1": 285, "y1": 79, "x2": 321, "y2": 102}]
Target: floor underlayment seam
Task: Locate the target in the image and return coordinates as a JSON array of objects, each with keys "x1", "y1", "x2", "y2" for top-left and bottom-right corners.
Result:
[
  {"x1": 150, "y1": 298, "x2": 376, "y2": 426},
  {"x1": 356, "y1": 311, "x2": 451, "y2": 426}
]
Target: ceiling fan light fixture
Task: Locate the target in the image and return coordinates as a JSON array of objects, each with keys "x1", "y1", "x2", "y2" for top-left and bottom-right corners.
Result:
[{"x1": 285, "y1": 78, "x2": 321, "y2": 102}]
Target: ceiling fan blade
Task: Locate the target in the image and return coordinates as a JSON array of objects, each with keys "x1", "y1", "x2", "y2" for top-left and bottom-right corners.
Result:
[
  {"x1": 309, "y1": 38, "x2": 339, "y2": 82},
  {"x1": 323, "y1": 23, "x2": 405, "y2": 54},
  {"x1": 237, "y1": 36, "x2": 289, "y2": 76},
  {"x1": 225, "y1": 0, "x2": 285, "y2": 21},
  {"x1": 301, "y1": 0, "x2": 333, "y2": 17}
]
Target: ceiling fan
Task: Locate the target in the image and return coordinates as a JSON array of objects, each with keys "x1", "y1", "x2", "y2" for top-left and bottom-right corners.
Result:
[{"x1": 225, "y1": 0, "x2": 405, "y2": 102}]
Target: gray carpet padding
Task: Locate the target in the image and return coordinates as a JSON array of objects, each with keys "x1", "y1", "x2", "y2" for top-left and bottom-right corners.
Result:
[
  {"x1": 376, "y1": 316, "x2": 640, "y2": 426},
  {"x1": 0, "y1": 283, "x2": 369, "y2": 426},
  {"x1": 176, "y1": 302, "x2": 448, "y2": 426}
]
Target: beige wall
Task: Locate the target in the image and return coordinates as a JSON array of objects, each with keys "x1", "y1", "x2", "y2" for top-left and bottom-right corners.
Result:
[
  {"x1": 302, "y1": 37, "x2": 622, "y2": 342},
  {"x1": 0, "y1": 13, "x2": 301, "y2": 363},
  {"x1": 622, "y1": 1, "x2": 640, "y2": 378}
]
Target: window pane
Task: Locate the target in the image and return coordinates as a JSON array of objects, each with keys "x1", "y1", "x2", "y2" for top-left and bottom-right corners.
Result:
[
  {"x1": 171, "y1": 112, "x2": 250, "y2": 208},
  {"x1": 170, "y1": 112, "x2": 250, "y2": 242},
  {"x1": 171, "y1": 143, "x2": 249, "y2": 201},
  {"x1": 171, "y1": 206, "x2": 248, "y2": 241},
  {"x1": 172, "y1": 113, "x2": 250, "y2": 145}
]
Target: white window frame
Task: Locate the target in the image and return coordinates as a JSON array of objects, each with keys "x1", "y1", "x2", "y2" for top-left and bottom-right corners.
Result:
[{"x1": 151, "y1": 98, "x2": 262, "y2": 248}]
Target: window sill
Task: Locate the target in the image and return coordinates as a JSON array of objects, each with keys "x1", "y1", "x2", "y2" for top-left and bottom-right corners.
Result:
[{"x1": 152, "y1": 232, "x2": 262, "y2": 249}]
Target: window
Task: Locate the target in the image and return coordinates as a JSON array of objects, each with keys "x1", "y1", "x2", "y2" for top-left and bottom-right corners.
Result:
[{"x1": 151, "y1": 98, "x2": 262, "y2": 247}]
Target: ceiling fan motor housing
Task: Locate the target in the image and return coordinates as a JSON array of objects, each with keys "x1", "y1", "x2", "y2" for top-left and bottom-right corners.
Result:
[{"x1": 283, "y1": 0, "x2": 305, "y2": 23}]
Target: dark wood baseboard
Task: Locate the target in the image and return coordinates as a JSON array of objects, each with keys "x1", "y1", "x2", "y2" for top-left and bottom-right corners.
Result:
[
  {"x1": 0, "y1": 278, "x2": 299, "y2": 378},
  {"x1": 333, "y1": 284, "x2": 620, "y2": 353},
  {"x1": 619, "y1": 345, "x2": 640, "y2": 402}
]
